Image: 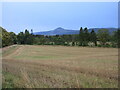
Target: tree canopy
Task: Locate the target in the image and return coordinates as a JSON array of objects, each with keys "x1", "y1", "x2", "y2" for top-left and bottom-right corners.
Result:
[{"x1": 0, "y1": 26, "x2": 119, "y2": 48}]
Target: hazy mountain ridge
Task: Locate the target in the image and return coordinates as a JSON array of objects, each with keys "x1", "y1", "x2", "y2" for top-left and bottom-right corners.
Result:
[{"x1": 33, "y1": 27, "x2": 118, "y2": 35}]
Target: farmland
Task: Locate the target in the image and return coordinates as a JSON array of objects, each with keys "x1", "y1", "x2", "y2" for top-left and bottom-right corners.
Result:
[{"x1": 2, "y1": 45, "x2": 118, "y2": 88}]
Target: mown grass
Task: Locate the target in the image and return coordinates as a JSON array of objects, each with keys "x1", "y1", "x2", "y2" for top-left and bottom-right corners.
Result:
[
  {"x1": 2, "y1": 65, "x2": 117, "y2": 88},
  {"x1": 13, "y1": 55, "x2": 57, "y2": 60},
  {"x1": 2, "y1": 45, "x2": 118, "y2": 88},
  {"x1": 2, "y1": 71, "x2": 24, "y2": 88},
  {"x1": 2, "y1": 45, "x2": 19, "y2": 57}
]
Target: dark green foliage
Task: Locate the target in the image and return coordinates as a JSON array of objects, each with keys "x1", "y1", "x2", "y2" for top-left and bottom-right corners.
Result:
[
  {"x1": 9, "y1": 32, "x2": 17, "y2": 44},
  {"x1": 97, "y1": 29, "x2": 110, "y2": 45},
  {"x1": 0, "y1": 27, "x2": 17, "y2": 47},
  {"x1": 83, "y1": 27, "x2": 89, "y2": 46},
  {"x1": 90, "y1": 29, "x2": 97, "y2": 46},
  {"x1": 117, "y1": 29, "x2": 120, "y2": 48},
  {"x1": 79, "y1": 27, "x2": 84, "y2": 46},
  {"x1": 2, "y1": 29, "x2": 12, "y2": 47},
  {"x1": 17, "y1": 32, "x2": 25, "y2": 44},
  {"x1": 24, "y1": 29, "x2": 33, "y2": 44},
  {"x1": 79, "y1": 27, "x2": 90, "y2": 46},
  {"x1": 111, "y1": 29, "x2": 120, "y2": 48},
  {"x1": 17, "y1": 29, "x2": 34, "y2": 45},
  {"x1": 1, "y1": 26, "x2": 119, "y2": 48}
]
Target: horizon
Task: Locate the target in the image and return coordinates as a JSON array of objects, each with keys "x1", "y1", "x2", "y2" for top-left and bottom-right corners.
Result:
[
  {"x1": 1, "y1": 2, "x2": 118, "y2": 34},
  {"x1": 33, "y1": 27, "x2": 118, "y2": 33}
]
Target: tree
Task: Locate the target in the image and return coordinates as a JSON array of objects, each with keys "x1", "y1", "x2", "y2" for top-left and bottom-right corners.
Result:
[
  {"x1": 111, "y1": 29, "x2": 120, "y2": 47},
  {"x1": 24, "y1": 29, "x2": 33, "y2": 44},
  {"x1": 97, "y1": 29, "x2": 110, "y2": 45},
  {"x1": 83, "y1": 27, "x2": 89, "y2": 46},
  {"x1": 9, "y1": 32, "x2": 17, "y2": 44},
  {"x1": 79, "y1": 27, "x2": 84, "y2": 46},
  {"x1": 62, "y1": 35, "x2": 71, "y2": 46},
  {"x1": 1, "y1": 27, "x2": 12, "y2": 47},
  {"x1": 17, "y1": 32, "x2": 25, "y2": 44},
  {"x1": 117, "y1": 29, "x2": 120, "y2": 48},
  {"x1": 24, "y1": 29, "x2": 30, "y2": 44},
  {"x1": 90, "y1": 29, "x2": 97, "y2": 46},
  {"x1": 72, "y1": 34, "x2": 79, "y2": 46},
  {"x1": 31, "y1": 29, "x2": 33, "y2": 35}
]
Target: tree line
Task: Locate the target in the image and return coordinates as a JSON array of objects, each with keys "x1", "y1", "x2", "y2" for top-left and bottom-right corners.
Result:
[{"x1": 0, "y1": 26, "x2": 120, "y2": 48}]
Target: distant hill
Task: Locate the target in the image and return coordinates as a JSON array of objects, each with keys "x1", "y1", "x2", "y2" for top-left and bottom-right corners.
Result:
[
  {"x1": 33, "y1": 27, "x2": 117, "y2": 36},
  {"x1": 88, "y1": 28, "x2": 118, "y2": 34}
]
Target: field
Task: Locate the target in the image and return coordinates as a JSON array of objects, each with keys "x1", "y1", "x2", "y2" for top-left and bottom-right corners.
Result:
[{"x1": 2, "y1": 45, "x2": 118, "y2": 88}]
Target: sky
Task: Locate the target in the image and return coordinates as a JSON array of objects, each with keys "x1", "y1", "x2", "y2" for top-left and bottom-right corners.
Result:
[{"x1": 1, "y1": 2, "x2": 118, "y2": 34}]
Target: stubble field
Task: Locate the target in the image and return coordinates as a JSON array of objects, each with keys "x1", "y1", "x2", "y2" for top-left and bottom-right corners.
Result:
[{"x1": 2, "y1": 45, "x2": 118, "y2": 88}]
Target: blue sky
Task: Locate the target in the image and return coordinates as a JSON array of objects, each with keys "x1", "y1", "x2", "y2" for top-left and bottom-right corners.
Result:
[{"x1": 1, "y1": 2, "x2": 118, "y2": 34}]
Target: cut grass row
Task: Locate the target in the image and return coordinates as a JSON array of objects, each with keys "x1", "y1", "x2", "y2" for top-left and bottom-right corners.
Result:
[{"x1": 2, "y1": 45, "x2": 20, "y2": 57}]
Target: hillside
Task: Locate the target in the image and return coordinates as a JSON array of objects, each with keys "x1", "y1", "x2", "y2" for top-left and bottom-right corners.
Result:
[
  {"x1": 33, "y1": 27, "x2": 79, "y2": 35},
  {"x1": 33, "y1": 27, "x2": 117, "y2": 35}
]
